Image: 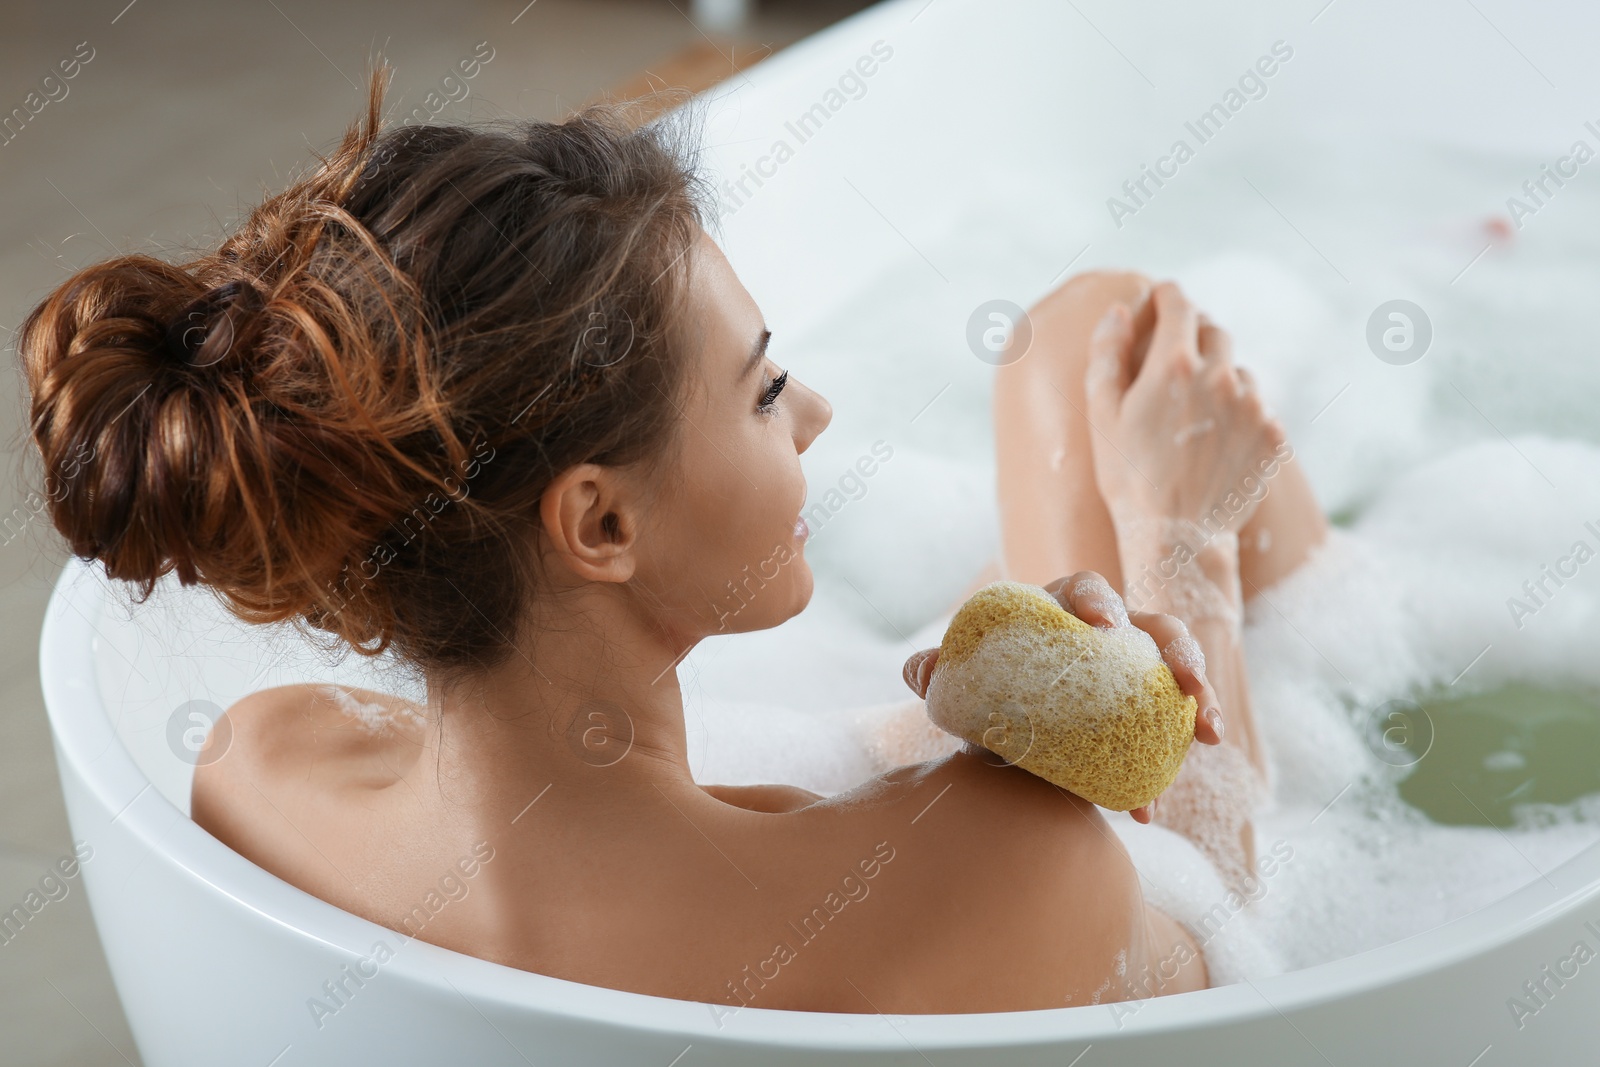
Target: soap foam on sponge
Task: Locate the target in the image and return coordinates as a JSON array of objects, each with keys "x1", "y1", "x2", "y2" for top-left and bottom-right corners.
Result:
[{"x1": 924, "y1": 580, "x2": 1197, "y2": 810}]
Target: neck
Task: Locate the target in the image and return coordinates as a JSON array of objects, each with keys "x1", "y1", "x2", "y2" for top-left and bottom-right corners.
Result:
[{"x1": 419, "y1": 577, "x2": 705, "y2": 807}]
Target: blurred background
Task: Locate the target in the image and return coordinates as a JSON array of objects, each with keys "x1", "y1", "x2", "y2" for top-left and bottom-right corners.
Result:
[{"x1": 0, "y1": 2, "x2": 871, "y2": 1062}]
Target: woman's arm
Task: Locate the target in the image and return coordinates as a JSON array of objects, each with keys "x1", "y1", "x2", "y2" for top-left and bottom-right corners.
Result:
[
  {"x1": 1085, "y1": 283, "x2": 1282, "y2": 881},
  {"x1": 1112, "y1": 529, "x2": 1265, "y2": 882},
  {"x1": 1113, "y1": 530, "x2": 1263, "y2": 779},
  {"x1": 829, "y1": 746, "x2": 1210, "y2": 1009}
]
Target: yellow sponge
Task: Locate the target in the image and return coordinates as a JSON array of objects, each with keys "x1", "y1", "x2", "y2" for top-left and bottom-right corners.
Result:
[{"x1": 924, "y1": 580, "x2": 1196, "y2": 811}]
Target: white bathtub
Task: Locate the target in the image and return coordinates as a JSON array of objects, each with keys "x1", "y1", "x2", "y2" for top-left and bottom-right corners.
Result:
[
  {"x1": 44, "y1": 0, "x2": 1600, "y2": 1060},
  {"x1": 42, "y1": 557, "x2": 1600, "y2": 1065}
]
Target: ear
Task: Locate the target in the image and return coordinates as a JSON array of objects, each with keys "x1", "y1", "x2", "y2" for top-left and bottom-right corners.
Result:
[{"x1": 538, "y1": 463, "x2": 640, "y2": 583}]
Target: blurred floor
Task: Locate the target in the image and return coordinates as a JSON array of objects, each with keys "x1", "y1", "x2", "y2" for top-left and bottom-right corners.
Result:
[{"x1": 0, "y1": 1, "x2": 871, "y2": 1062}]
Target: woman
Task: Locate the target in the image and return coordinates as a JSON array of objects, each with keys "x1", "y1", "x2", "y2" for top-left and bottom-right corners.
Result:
[{"x1": 15, "y1": 64, "x2": 1324, "y2": 1014}]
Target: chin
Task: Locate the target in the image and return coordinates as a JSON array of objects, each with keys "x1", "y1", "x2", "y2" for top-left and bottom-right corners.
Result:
[
  {"x1": 785, "y1": 558, "x2": 815, "y2": 615},
  {"x1": 764, "y1": 558, "x2": 818, "y2": 628},
  {"x1": 710, "y1": 550, "x2": 813, "y2": 635}
]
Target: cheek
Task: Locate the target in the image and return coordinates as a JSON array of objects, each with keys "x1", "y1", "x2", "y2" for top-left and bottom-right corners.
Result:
[
  {"x1": 706, "y1": 475, "x2": 786, "y2": 572},
  {"x1": 673, "y1": 436, "x2": 812, "y2": 629},
  {"x1": 689, "y1": 427, "x2": 788, "y2": 540},
  {"x1": 656, "y1": 452, "x2": 764, "y2": 588},
  {"x1": 682, "y1": 457, "x2": 759, "y2": 550}
]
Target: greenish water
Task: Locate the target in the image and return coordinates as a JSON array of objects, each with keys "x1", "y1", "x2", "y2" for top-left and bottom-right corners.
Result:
[
  {"x1": 1327, "y1": 502, "x2": 1364, "y2": 527},
  {"x1": 1377, "y1": 683, "x2": 1600, "y2": 828}
]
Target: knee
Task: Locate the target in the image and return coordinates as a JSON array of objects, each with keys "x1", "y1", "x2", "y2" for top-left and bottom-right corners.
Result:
[{"x1": 1028, "y1": 269, "x2": 1153, "y2": 327}]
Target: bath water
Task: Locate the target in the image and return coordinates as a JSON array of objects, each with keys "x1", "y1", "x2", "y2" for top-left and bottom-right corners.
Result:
[{"x1": 1395, "y1": 684, "x2": 1600, "y2": 829}]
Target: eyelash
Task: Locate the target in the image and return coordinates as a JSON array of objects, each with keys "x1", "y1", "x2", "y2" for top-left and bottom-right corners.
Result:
[{"x1": 758, "y1": 369, "x2": 789, "y2": 414}]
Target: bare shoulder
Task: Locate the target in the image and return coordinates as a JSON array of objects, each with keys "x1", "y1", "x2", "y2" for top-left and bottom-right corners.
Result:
[
  {"x1": 203, "y1": 682, "x2": 420, "y2": 769},
  {"x1": 191, "y1": 683, "x2": 423, "y2": 834},
  {"x1": 805, "y1": 749, "x2": 1197, "y2": 1011}
]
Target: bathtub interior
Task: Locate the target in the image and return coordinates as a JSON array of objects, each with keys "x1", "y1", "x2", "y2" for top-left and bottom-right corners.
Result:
[{"x1": 85, "y1": 0, "x2": 1600, "y2": 1004}]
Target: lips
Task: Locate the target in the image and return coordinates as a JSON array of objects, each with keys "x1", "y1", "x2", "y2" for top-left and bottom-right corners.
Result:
[{"x1": 794, "y1": 516, "x2": 809, "y2": 542}]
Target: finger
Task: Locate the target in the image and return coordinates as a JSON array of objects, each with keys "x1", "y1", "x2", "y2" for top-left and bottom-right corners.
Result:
[
  {"x1": 1085, "y1": 304, "x2": 1135, "y2": 421},
  {"x1": 902, "y1": 648, "x2": 939, "y2": 698},
  {"x1": 1129, "y1": 803, "x2": 1153, "y2": 824},
  {"x1": 1196, "y1": 314, "x2": 1234, "y2": 367},
  {"x1": 1232, "y1": 362, "x2": 1262, "y2": 400},
  {"x1": 1164, "y1": 632, "x2": 1223, "y2": 743},
  {"x1": 1129, "y1": 610, "x2": 1225, "y2": 745},
  {"x1": 1044, "y1": 570, "x2": 1130, "y2": 629},
  {"x1": 1144, "y1": 281, "x2": 1201, "y2": 376},
  {"x1": 1233, "y1": 368, "x2": 1289, "y2": 448},
  {"x1": 1264, "y1": 414, "x2": 1288, "y2": 451}
]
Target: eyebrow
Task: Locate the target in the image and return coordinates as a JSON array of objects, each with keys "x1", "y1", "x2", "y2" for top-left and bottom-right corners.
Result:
[{"x1": 739, "y1": 329, "x2": 772, "y2": 382}]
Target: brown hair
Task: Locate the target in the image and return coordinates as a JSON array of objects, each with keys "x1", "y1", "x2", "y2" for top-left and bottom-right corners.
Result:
[{"x1": 14, "y1": 62, "x2": 713, "y2": 684}]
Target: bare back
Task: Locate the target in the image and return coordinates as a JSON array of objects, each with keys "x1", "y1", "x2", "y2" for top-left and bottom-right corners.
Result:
[{"x1": 193, "y1": 683, "x2": 1206, "y2": 1014}]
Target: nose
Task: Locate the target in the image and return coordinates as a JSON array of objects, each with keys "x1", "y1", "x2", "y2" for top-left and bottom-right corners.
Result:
[{"x1": 795, "y1": 379, "x2": 832, "y2": 453}]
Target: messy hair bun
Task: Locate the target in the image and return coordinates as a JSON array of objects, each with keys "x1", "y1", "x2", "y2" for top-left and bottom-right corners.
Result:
[{"x1": 15, "y1": 61, "x2": 712, "y2": 681}]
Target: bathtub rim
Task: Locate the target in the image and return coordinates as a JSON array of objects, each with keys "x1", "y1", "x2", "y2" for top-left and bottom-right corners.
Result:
[{"x1": 40, "y1": 553, "x2": 1600, "y2": 1051}]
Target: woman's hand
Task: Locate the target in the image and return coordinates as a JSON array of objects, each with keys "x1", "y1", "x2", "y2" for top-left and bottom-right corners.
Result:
[
  {"x1": 1085, "y1": 281, "x2": 1286, "y2": 537},
  {"x1": 901, "y1": 571, "x2": 1223, "y2": 824}
]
